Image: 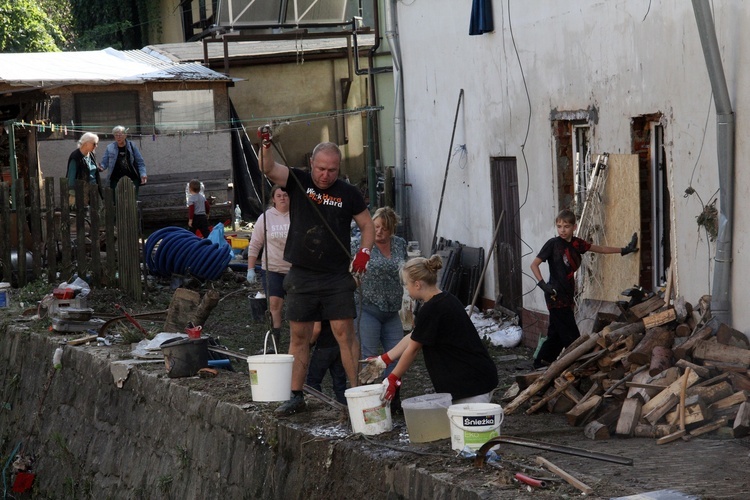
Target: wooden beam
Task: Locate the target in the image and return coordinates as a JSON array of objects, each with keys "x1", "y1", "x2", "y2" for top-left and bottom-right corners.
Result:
[{"x1": 535, "y1": 457, "x2": 593, "y2": 496}]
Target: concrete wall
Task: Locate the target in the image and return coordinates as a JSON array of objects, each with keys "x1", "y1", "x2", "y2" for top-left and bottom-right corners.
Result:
[
  {"x1": 0, "y1": 326, "x2": 487, "y2": 499},
  {"x1": 228, "y1": 58, "x2": 369, "y2": 183},
  {"x1": 396, "y1": 0, "x2": 750, "y2": 331}
]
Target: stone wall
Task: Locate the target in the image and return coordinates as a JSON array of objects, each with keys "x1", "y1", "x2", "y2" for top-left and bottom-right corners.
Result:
[{"x1": 0, "y1": 325, "x2": 486, "y2": 499}]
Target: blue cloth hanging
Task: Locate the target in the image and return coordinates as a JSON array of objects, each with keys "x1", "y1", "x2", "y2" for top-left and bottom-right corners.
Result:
[{"x1": 469, "y1": 0, "x2": 494, "y2": 36}]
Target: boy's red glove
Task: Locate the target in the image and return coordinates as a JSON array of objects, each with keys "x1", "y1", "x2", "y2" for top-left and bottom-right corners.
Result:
[
  {"x1": 351, "y1": 247, "x2": 371, "y2": 274},
  {"x1": 381, "y1": 373, "x2": 401, "y2": 402}
]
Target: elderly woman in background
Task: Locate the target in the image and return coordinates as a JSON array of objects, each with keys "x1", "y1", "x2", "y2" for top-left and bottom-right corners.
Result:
[
  {"x1": 354, "y1": 206, "x2": 408, "y2": 409},
  {"x1": 66, "y1": 132, "x2": 103, "y2": 205}
]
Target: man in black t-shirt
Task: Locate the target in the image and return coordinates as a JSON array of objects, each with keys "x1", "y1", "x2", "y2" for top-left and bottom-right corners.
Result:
[
  {"x1": 100, "y1": 125, "x2": 148, "y2": 198},
  {"x1": 260, "y1": 134, "x2": 375, "y2": 416}
]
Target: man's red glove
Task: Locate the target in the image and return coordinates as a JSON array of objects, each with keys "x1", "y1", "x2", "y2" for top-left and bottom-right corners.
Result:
[
  {"x1": 381, "y1": 373, "x2": 401, "y2": 402},
  {"x1": 257, "y1": 125, "x2": 272, "y2": 149},
  {"x1": 351, "y1": 247, "x2": 371, "y2": 274}
]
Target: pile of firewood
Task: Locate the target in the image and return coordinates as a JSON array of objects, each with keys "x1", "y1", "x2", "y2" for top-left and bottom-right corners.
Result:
[{"x1": 505, "y1": 294, "x2": 750, "y2": 443}]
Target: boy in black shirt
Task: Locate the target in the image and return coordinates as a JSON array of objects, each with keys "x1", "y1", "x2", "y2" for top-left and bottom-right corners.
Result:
[{"x1": 531, "y1": 209, "x2": 638, "y2": 368}]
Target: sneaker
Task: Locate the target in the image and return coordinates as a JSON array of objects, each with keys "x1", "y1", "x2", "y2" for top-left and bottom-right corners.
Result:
[{"x1": 274, "y1": 393, "x2": 306, "y2": 416}]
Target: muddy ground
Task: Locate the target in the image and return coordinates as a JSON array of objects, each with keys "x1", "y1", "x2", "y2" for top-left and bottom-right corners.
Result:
[{"x1": 25, "y1": 270, "x2": 750, "y2": 499}]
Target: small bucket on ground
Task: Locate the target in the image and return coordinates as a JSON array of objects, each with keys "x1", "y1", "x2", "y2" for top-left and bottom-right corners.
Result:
[
  {"x1": 160, "y1": 337, "x2": 209, "y2": 378},
  {"x1": 447, "y1": 403, "x2": 504, "y2": 451},
  {"x1": 402, "y1": 393, "x2": 452, "y2": 443},
  {"x1": 246, "y1": 332, "x2": 294, "y2": 402},
  {"x1": 249, "y1": 296, "x2": 267, "y2": 322},
  {"x1": 0, "y1": 282, "x2": 10, "y2": 308},
  {"x1": 345, "y1": 384, "x2": 392, "y2": 435}
]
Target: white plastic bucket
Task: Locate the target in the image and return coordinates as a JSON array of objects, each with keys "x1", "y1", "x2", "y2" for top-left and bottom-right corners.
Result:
[
  {"x1": 402, "y1": 393, "x2": 452, "y2": 443},
  {"x1": 0, "y1": 282, "x2": 10, "y2": 308},
  {"x1": 447, "y1": 403, "x2": 504, "y2": 451},
  {"x1": 246, "y1": 332, "x2": 293, "y2": 402},
  {"x1": 345, "y1": 384, "x2": 392, "y2": 435}
]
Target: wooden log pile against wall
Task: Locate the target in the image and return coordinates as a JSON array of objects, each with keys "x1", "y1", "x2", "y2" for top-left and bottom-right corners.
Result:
[{"x1": 506, "y1": 294, "x2": 750, "y2": 442}]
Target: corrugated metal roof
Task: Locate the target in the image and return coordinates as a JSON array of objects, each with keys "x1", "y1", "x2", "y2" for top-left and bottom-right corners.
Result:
[{"x1": 0, "y1": 47, "x2": 232, "y2": 90}]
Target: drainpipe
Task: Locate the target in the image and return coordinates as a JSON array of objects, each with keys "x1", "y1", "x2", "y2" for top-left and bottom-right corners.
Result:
[
  {"x1": 384, "y1": 0, "x2": 406, "y2": 231},
  {"x1": 692, "y1": 0, "x2": 735, "y2": 324}
]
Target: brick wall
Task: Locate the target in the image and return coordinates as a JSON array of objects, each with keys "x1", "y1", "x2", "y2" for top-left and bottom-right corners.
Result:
[{"x1": 520, "y1": 307, "x2": 549, "y2": 349}]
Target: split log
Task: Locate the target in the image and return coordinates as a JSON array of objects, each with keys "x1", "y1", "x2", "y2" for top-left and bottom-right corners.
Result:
[
  {"x1": 733, "y1": 402, "x2": 750, "y2": 438},
  {"x1": 527, "y1": 377, "x2": 576, "y2": 415},
  {"x1": 715, "y1": 323, "x2": 750, "y2": 349},
  {"x1": 642, "y1": 308, "x2": 677, "y2": 330},
  {"x1": 191, "y1": 289, "x2": 220, "y2": 327},
  {"x1": 515, "y1": 371, "x2": 544, "y2": 390},
  {"x1": 566, "y1": 395, "x2": 602, "y2": 427},
  {"x1": 708, "y1": 390, "x2": 749, "y2": 412},
  {"x1": 164, "y1": 287, "x2": 202, "y2": 332},
  {"x1": 615, "y1": 397, "x2": 643, "y2": 436},
  {"x1": 693, "y1": 338, "x2": 750, "y2": 367},
  {"x1": 673, "y1": 296, "x2": 688, "y2": 323},
  {"x1": 673, "y1": 326, "x2": 713, "y2": 360},
  {"x1": 628, "y1": 295, "x2": 665, "y2": 319},
  {"x1": 675, "y1": 359, "x2": 711, "y2": 379},
  {"x1": 693, "y1": 371, "x2": 730, "y2": 388},
  {"x1": 665, "y1": 395, "x2": 712, "y2": 426},
  {"x1": 674, "y1": 323, "x2": 692, "y2": 338},
  {"x1": 688, "y1": 417, "x2": 728, "y2": 438},
  {"x1": 643, "y1": 393, "x2": 679, "y2": 425},
  {"x1": 626, "y1": 369, "x2": 654, "y2": 401},
  {"x1": 583, "y1": 404, "x2": 620, "y2": 440},
  {"x1": 649, "y1": 346, "x2": 674, "y2": 376},
  {"x1": 583, "y1": 420, "x2": 610, "y2": 440},
  {"x1": 641, "y1": 369, "x2": 701, "y2": 415},
  {"x1": 697, "y1": 294, "x2": 711, "y2": 318},
  {"x1": 702, "y1": 360, "x2": 750, "y2": 373},
  {"x1": 728, "y1": 372, "x2": 750, "y2": 392},
  {"x1": 628, "y1": 327, "x2": 674, "y2": 366},
  {"x1": 687, "y1": 381, "x2": 734, "y2": 405},
  {"x1": 505, "y1": 333, "x2": 601, "y2": 415}
]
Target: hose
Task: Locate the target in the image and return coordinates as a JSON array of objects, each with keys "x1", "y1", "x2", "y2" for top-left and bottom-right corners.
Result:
[{"x1": 144, "y1": 227, "x2": 232, "y2": 281}]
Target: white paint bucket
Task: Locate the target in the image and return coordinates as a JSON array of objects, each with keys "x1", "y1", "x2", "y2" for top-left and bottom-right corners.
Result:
[
  {"x1": 447, "y1": 403, "x2": 504, "y2": 451},
  {"x1": 402, "y1": 393, "x2": 452, "y2": 443},
  {"x1": 0, "y1": 282, "x2": 9, "y2": 308},
  {"x1": 345, "y1": 384, "x2": 392, "y2": 435},
  {"x1": 246, "y1": 334, "x2": 294, "y2": 402}
]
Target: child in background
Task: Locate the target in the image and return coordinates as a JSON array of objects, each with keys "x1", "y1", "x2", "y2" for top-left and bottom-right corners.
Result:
[
  {"x1": 305, "y1": 320, "x2": 347, "y2": 405},
  {"x1": 531, "y1": 209, "x2": 638, "y2": 368},
  {"x1": 187, "y1": 179, "x2": 210, "y2": 238}
]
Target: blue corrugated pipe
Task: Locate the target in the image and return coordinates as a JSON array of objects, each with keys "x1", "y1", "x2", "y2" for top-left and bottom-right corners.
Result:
[{"x1": 144, "y1": 227, "x2": 232, "y2": 281}]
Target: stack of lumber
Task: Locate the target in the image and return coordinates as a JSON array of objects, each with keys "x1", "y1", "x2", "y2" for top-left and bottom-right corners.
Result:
[{"x1": 506, "y1": 295, "x2": 750, "y2": 443}]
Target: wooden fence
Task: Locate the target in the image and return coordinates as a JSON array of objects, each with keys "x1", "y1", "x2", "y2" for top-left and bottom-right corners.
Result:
[{"x1": 0, "y1": 177, "x2": 143, "y2": 300}]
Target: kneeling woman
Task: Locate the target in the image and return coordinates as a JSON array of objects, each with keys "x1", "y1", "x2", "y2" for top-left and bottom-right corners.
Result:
[{"x1": 362, "y1": 254, "x2": 498, "y2": 404}]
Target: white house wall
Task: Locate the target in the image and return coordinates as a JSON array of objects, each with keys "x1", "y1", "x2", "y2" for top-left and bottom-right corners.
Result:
[{"x1": 397, "y1": 1, "x2": 750, "y2": 331}]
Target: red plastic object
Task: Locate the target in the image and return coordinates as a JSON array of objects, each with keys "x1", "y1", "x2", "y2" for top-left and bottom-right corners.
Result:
[
  {"x1": 514, "y1": 472, "x2": 546, "y2": 488},
  {"x1": 53, "y1": 288, "x2": 75, "y2": 299},
  {"x1": 186, "y1": 325, "x2": 203, "y2": 339},
  {"x1": 12, "y1": 472, "x2": 35, "y2": 493}
]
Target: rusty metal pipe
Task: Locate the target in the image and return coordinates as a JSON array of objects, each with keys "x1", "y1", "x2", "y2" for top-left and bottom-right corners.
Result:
[{"x1": 473, "y1": 436, "x2": 633, "y2": 467}]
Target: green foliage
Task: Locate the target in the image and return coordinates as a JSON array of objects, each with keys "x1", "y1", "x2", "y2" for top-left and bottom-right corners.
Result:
[
  {"x1": 70, "y1": 0, "x2": 160, "y2": 50},
  {"x1": 0, "y1": 0, "x2": 63, "y2": 52}
]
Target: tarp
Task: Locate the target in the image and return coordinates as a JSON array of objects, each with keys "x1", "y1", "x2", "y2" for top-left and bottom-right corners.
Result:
[
  {"x1": 0, "y1": 47, "x2": 231, "y2": 88},
  {"x1": 469, "y1": 0, "x2": 494, "y2": 36},
  {"x1": 229, "y1": 101, "x2": 271, "y2": 220}
]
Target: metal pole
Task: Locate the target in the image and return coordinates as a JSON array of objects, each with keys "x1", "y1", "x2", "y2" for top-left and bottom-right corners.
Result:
[
  {"x1": 469, "y1": 210, "x2": 504, "y2": 314},
  {"x1": 430, "y1": 89, "x2": 464, "y2": 254}
]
